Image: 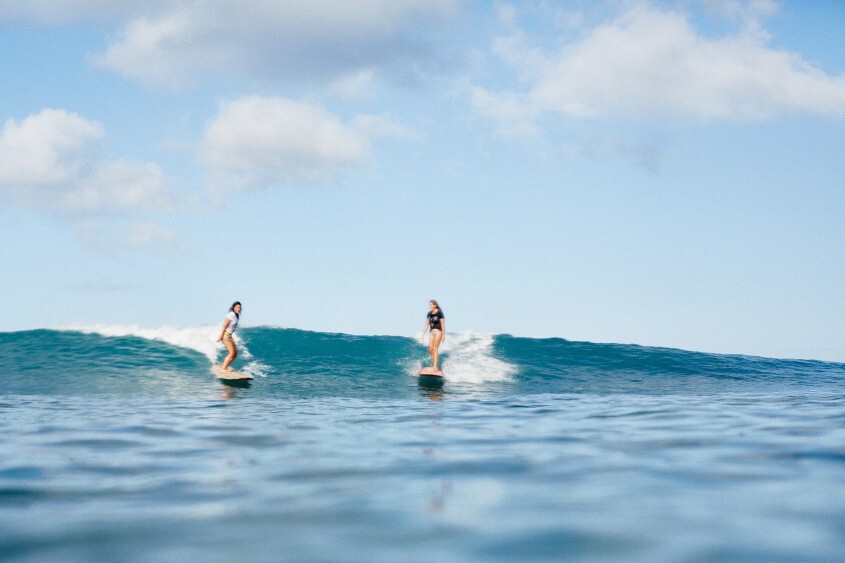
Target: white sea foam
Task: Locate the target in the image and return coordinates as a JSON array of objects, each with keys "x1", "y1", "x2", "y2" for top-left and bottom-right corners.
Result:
[
  {"x1": 411, "y1": 331, "x2": 517, "y2": 384},
  {"x1": 59, "y1": 324, "x2": 512, "y2": 383},
  {"x1": 60, "y1": 324, "x2": 225, "y2": 363},
  {"x1": 239, "y1": 359, "x2": 270, "y2": 379}
]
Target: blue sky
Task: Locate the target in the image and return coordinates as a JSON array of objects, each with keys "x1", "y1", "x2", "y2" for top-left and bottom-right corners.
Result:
[{"x1": 1, "y1": 1, "x2": 843, "y2": 362}]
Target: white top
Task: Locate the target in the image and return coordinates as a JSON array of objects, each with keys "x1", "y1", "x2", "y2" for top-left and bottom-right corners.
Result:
[{"x1": 225, "y1": 311, "x2": 239, "y2": 334}]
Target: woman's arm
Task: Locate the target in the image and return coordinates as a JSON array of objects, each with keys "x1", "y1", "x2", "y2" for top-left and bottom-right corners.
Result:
[
  {"x1": 439, "y1": 318, "x2": 445, "y2": 342},
  {"x1": 217, "y1": 318, "x2": 231, "y2": 341}
]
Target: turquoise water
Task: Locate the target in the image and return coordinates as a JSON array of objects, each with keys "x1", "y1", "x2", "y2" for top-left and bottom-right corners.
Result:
[{"x1": 2, "y1": 327, "x2": 845, "y2": 561}]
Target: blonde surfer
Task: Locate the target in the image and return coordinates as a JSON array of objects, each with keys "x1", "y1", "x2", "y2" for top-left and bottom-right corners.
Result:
[{"x1": 422, "y1": 300, "x2": 445, "y2": 371}]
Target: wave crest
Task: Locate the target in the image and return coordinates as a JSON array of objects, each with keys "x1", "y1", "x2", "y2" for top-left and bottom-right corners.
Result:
[{"x1": 60, "y1": 324, "x2": 225, "y2": 363}]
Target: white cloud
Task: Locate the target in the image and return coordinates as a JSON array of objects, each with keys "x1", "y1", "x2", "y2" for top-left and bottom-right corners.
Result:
[
  {"x1": 471, "y1": 87, "x2": 539, "y2": 137},
  {"x1": 75, "y1": 161, "x2": 172, "y2": 213},
  {"x1": 199, "y1": 96, "x2": 370, "y2": 193},
  {"x1": 478, "y1": 3, "x2": 845, "y2": 126},
  {"x1": 125, "y1": 221, "x2": 179, "y2": 251},
  {"x1": 496, "y1": 3, "x2": 519, "y2": 28},
  {"x1": 328, "y1": 70, "x2": 379, "y2": 101},
  {"x1": 84, "y1": 0, "x2": 464, "y2": 89},
  {"x1": 0, "y1": 109, "x2": 174, "y2": 214},
  {"x1": 352, "y1": 114, "x2": 418, "y2": 141},
  {"x1": 691, "y1": 0, "x2": 778, "y2": 23},
  {"x1": 91, "y1": 6, "x2": 232, "y2": 89},
  {"x1": 0, "y1": 108, "x2": 180, "y2": 250},
  {"x1": 0, "y1": 1, "x2": 173, "y2": 25},
  {"x1": 70, "y1": 219, "x2": 179, "y2": 253},
  {"x1": 0, "y1": 109, "x2": 103, "y2": 188}
]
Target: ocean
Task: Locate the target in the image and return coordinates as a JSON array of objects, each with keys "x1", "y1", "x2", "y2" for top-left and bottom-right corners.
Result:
[{"x1": 1, "y1": 326, "x2": 844, "y2": 561}]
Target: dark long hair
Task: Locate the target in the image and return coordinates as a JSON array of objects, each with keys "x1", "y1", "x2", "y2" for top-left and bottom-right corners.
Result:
[{"x1": 230, "y1": 301, "x2": 241, "y2": 319}]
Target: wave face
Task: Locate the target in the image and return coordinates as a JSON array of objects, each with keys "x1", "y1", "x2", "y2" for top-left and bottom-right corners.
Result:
[{"x1": 1, "y1": 327, "x2": 842, "y2": 398}]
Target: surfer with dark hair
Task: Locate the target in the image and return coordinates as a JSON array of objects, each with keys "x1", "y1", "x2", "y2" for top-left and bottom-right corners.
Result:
[
  {"x1": 217, "y1": 301, "x2": 241, "y2": 372},
  {"x1": 422, "y1": 300, "x2": 445, "y2": 371}
]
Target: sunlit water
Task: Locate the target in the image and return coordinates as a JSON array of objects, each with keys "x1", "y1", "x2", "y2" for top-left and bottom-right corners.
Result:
[{"x1": 1, "y1": 328, "x2": 844, "y2": 561}]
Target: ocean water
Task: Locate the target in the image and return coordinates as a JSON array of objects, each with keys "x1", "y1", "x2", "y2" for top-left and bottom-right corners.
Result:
[{"x1": 1, "y1": 326, "x2": 844, "y2": 562}]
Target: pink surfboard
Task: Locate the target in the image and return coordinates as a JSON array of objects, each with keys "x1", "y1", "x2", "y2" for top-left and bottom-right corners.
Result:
[{"x1": 418, "y1": 367, "x2": 444, "y2": 378}]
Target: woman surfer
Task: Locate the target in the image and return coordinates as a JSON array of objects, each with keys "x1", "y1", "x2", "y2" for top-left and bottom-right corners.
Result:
[
  {"x1": 422, "y1": 300, "x2": 445, "y2": 371},
  {"x1": 217, "y1": 301, "x2": 242, "y2": 372}
]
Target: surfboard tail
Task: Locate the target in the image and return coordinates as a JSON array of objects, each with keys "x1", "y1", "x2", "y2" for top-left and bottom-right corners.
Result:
[
  {"x1": 212, "y1": 365, "x2": 254, "y2": 380},
  {"x1": 418, "y1": 367, "x2": 444, "y2": 378}
]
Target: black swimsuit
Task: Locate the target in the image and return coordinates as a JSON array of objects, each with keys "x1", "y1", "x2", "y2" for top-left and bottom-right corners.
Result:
[{"x1": 428, "y1": 310, "x2": 444, "y2": 332}]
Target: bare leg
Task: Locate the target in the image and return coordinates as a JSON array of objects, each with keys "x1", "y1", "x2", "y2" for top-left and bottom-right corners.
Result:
[
  {"x1": 222, "y1": 335, "x2": 238, "y2": 370},
  {"x1": 429, "y1": 329, "x2": 443, "y2": 370}
]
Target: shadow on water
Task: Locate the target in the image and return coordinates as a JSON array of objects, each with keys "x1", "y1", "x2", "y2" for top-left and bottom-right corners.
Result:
[
  {"x1": 219, "y1": 379, "x2": 251, "y2": 390},
  {"x1": 418, "y1": 376, "x2": 445, "y2": 401},
  {"x1": 217, "y1": 379, "x2": 252, "y2": 400}
]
